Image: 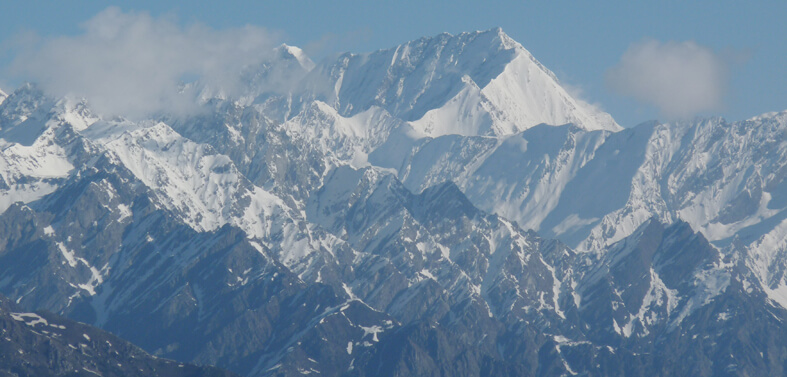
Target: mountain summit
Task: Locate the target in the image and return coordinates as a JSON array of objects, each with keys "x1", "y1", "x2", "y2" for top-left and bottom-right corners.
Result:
[{"x1": 307, "y1": 28, "x2": 620, "y2": 136}]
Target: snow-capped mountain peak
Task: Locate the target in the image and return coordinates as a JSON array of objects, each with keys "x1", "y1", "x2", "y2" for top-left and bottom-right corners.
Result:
[{"x1": 309, "y1": 28, "x2": 620, "y2": 137}]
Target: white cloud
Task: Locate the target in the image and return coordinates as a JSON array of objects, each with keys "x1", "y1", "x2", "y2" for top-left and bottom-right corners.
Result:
[
  {"x1": 606, "y1": 39, "x2": 729, "y2": 119},
  {"x1": 6, "y1": 7, "x2": 281, "y2": 118}
]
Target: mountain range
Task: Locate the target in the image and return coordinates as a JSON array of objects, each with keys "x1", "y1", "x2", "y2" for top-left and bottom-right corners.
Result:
[{"x1": 1, "y1": 28, "x2": 786, "y2": 376}]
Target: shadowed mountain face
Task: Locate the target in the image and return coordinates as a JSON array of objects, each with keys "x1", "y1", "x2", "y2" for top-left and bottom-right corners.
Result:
[
  {"x1": 0, "y1": 294, "x2": 237, "y2": 377},
  {"x1": 1, "y1": 29, "x2": 787, "y2": 377}
]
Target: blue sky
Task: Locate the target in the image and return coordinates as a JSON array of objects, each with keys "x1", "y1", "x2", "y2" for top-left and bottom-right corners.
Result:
[{"x1": 1, "y1": 1, "x2": 785, "y2": 126}]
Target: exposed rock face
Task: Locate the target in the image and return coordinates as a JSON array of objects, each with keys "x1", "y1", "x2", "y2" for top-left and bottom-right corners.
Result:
[{"x1": 0, "y1": 294, "x2": 237, "y2": 377}]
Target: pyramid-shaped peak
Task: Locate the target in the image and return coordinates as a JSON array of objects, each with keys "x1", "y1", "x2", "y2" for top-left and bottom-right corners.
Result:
[
  {"x1": 397, "y1": 27, "x2": 526, "y2": 58},
  {"x1": 462, "y1": 27, "x2": 521, "y2": 49},
  {"x1": 314, "y1": 28, "x2": 619, "y2": 134},
  {"x1": 397, "y1": 27, "x2": 528, "y2": 59}
]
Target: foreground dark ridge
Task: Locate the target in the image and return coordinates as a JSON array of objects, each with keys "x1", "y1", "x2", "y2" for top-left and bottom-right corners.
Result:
[{"x1": 0, "y1": 294, "x2": 237, "y2": 377}]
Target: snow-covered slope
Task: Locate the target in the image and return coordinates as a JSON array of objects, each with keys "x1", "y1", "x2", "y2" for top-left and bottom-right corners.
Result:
[
  {"x1": 81, "y1": 120, "x2": 287, "y2": 237},
  {"x1": 0, "y1": 85, "x2": 99, "y2": 213},
  {"x1": 382, "y1": 109, "x2": 787, "y2": 311},
  {"x1": 307, "y1": 28, "x2": 620, "y2": 137},
  {"x1": 385, "y1": 112, "x2": 787, "y2": 247}
]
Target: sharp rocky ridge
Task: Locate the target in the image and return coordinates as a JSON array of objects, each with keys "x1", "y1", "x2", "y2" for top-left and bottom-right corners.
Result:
[{"x1": 1, "y1": 28, "x2": 786, "y2": 376}]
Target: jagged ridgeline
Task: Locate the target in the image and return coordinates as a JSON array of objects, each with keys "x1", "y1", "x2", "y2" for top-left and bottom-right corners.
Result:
[{"x1": 1, "y1": 28, "x2": 787, "y2": 377}]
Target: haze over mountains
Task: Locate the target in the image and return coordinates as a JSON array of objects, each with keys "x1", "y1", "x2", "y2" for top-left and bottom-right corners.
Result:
[{"x1": 1, "y1": 28, "x2": 786, "y2": 376}]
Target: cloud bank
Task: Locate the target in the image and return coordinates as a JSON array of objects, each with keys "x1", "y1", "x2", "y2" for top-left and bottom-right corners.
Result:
[
  {"x1": 7, "y1": 7, "x2": 281, "y2": 118},
  {"x1": 606, "y1": 40, "x2": 729, "y2": 119}
]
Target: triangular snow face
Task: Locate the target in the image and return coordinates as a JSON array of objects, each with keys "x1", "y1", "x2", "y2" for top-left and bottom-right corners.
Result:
[{"x1": 310, "y1": 28, "x2": 620, "y2": 137}]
